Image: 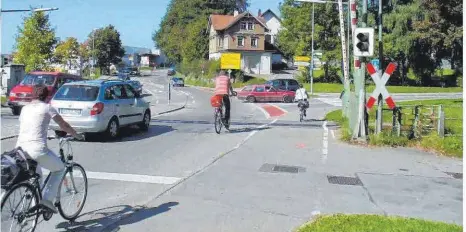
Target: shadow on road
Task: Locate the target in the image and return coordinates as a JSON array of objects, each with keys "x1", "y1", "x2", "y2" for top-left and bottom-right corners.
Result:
[
  {"x1": 227, "y1": 126, "x2": 271, "y2": 134},
  {"x1": 153, "y1": 119, "x2": 338, "y2": 129},
  {"x1": 54, "y1": 202, "x2": 179, "y2": 232},
  {"x1": 85, "y1": 125, "x2": 175, "y2": 143}
]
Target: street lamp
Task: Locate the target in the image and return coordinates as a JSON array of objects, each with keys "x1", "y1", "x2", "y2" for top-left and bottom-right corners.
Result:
[
  {"x1": 0, "y1": 4, "x2": 59, "y2": 65},
  {"x1": 294, "y1": 0, "x2": 349, "y2": 95}
]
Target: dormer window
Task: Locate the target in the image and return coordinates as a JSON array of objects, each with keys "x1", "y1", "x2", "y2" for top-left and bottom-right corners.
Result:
[
  {"x1": 240, "y1": 21, "x2": 254, "y2": 31},
  {"x1": 240, "y1": 22, "x2": 247, "y2": 30}
]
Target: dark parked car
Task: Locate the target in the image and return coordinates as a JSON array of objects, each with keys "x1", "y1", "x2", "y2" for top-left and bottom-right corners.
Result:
[
  {"x1": 167, "y1": 69, "x2": 175, "y2": 76},
  {"x1": 265, "y1": 79, "x2": 300, "y2": 92}
]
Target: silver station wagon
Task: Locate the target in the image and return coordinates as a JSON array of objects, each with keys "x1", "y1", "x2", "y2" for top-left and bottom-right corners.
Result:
[{"x1": 49, "y1": 79, "x2": 151, "y2": 140}]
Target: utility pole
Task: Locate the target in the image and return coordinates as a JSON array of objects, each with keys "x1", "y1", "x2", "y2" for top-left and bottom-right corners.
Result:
[
  {"x1": 338, "y1": 0, "x2": 350, "y2": 117},
  {"x1": 375, "y1": 0, "x2": 383, "y2": 134},
  {"x1": 309, "y1": 3, "x2": 315, "y2": 95}
]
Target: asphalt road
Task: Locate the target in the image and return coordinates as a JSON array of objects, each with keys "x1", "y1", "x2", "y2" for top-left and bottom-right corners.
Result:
[{"x1": 0, "y1": 70, "x2": 462, "y2": 232}]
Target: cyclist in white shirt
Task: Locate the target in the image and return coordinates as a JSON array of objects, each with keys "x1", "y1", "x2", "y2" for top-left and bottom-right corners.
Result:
[
  {"x1": 295, "y1": 84, "x2": 309, "y2": 117},
  {"x1": 16, "y1": 85, "x2": 83, "y2": 213}
]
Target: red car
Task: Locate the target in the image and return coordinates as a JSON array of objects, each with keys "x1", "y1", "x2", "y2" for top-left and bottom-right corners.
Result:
[
  {"x1": 8, "y1": 71, "x2": 83, "y2": 115},
  {"x1": 237, "y1": 84, "x2": 295, "y2": 103}
]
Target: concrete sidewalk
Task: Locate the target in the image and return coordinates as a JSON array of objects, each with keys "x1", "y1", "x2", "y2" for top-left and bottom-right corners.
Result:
[{"x1": 103, "y1": 98, "x2": 462, "y2": 232}]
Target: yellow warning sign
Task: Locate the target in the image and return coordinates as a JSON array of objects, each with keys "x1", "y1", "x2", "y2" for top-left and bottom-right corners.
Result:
[{"x1": 221, "y1": 53, "x2": 241, "y2": 70}]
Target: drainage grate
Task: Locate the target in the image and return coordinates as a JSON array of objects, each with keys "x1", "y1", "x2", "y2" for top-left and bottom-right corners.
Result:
[
  {"x1": 445, "y1": 172, "x2": 463, "y2": 179},
  {"x1": 273, "y1": 165, "x2": 299, "y2": 173},
  {"x1": 259, "y1": 163, "x2": 305, "y2": 173},
  {"x1": 327, "y1": 175, "x2": 363, "y2": 186}
]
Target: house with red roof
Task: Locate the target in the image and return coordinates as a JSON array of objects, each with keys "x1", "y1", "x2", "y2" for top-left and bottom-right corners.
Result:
[{"x1": 207, "y1": 10, "x2": 275, "y2": 75}]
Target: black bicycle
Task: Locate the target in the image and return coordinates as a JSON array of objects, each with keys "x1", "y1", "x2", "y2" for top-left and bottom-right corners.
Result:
[
  {"x1": 214, "y1": 92, "x2": 236, "y2": 134},
  {"x1": 1, "y1": 136, "x2": 88, "y2": 232},
  {"x1": 298, "y1": 100, "x2": 308, "y2": 122}
]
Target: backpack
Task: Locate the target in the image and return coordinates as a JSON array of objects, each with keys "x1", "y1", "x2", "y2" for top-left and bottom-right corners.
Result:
[{"x1": 1, "y1": 147, "x2": 38, "y2": 190}]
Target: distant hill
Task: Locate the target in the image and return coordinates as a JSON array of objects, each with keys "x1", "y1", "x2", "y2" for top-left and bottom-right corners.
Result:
[{"x1": 123, "y1": 46, "x2": 151, "y2": 55}]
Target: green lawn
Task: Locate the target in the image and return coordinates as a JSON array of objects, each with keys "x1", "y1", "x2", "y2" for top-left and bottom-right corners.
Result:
[
  {"x1": 139, "y1": 66, "x2": 153, "y2": 71},
  {"x1": 1, "y1": 96, "x2": 6, "y2": 105},
  {"x1": 304, "y1": 83, "x2": 462, "y2": 93},
  {"x1": 297, "y1": 214, "x2": 462, "y2": 232},
  {"x1": 325, "y1": 99, "x2": 462, "y2": 157}
]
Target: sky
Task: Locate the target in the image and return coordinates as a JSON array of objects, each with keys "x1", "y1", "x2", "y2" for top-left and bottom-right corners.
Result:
[{"x1": 1, "y1": 0, "x2": 281, "y2": 54}]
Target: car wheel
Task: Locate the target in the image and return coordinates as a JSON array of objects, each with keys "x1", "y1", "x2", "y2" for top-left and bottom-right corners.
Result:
[
  {"x1": 11, "y1": 107, "x2": 21, "y2": 116},
  {"x1": 283, "y1": 95, "x2": 293, "y2": 103},
  {"x1": 140, "y1": 110, "x2": 151, "y2": 131},
  {"x1": 246, "y1": 96, "x2": 256, "y2": 103},
  {"x1": 54, "y1": 130, "x2": 67, "y2": 138},
  {"x1": 105, "y1": 117, "x2": 120, "y2": 140}
]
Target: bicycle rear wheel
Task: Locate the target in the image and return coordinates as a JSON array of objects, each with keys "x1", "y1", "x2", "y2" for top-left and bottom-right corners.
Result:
[
  {"x1": 214, "y1": 108, "x2": 223, "y2": 134},
  {"x1": 57, "y1": 163, "x2": 88, "y2": 221},
  {"x1": 1, "y1": 182, "x2": 39, "y2": 232}
]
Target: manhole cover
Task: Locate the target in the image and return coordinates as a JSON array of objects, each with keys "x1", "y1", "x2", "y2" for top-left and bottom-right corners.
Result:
[
  {"x1": 445, "y1": 172, "x2": 463, "y2": 179},
  {"x1": 327, "y1": 175, "x2": 363, "y2": 186},
  {"x1": 259, "y1": 164, "x2": 305, "y2": 173}
]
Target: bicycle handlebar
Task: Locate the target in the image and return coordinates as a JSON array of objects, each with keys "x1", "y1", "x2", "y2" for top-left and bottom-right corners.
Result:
[{"x1": 47, "y1": 133, "x2": 85, "y2": 141}]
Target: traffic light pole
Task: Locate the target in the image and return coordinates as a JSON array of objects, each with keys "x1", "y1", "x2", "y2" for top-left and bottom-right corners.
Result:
[{"x1": 352, "y1": 0, "x2": 368, "y2": 139}]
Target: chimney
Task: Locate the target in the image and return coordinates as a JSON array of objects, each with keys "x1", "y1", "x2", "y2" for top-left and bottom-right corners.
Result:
[
  {"x1": 258, "y1": 9, "x2": 262, "y2": 17},
  {"x1": 234, "y1": 10, "x2": 239, "y2": 17}
]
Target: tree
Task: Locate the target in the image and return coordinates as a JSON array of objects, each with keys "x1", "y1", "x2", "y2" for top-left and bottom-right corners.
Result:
[
  {"x1": 154, "y1": 0, "x2": 248, "y2": 63},
  {"x1": 14, "y1": 11, "x2": 57, "y2": 72},
  {"x1": 54, "y1": 37, "x2": 80, "y2": 70},
  {"x1": 88, "y1": 25, "x2": 125, "y2": 74}
]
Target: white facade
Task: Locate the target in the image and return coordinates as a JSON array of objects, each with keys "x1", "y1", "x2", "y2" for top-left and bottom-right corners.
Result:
[{"x1": 262, "y1": 10, "x2": 281, "y2": 45}]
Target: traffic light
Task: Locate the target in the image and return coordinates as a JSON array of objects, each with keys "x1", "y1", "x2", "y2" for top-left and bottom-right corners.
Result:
[
  {"x1": 353, "y1": 28, "x2": 374, "y2": 57},
  {"x1": 1, "y1": 57, "x2": 8, "y2": 67}
]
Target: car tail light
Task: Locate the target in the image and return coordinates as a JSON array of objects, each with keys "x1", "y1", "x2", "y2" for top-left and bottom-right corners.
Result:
[{"x1": 90, "y1": 102, "x2": 104, "y2": 116}]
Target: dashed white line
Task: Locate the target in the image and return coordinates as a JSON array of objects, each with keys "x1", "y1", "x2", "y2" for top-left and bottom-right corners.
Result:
[{"x1": 322, "y1": 121, "x2": 329, "y2": 163}]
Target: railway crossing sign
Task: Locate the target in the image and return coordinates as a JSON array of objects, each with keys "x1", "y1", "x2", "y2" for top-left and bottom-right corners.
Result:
[{"x1": 366, "y1": 62, "x2": 397, "y2": 109}]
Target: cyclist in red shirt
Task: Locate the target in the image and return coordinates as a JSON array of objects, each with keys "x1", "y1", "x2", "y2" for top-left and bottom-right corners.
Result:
[{"x1": 214, "y1": 71, "x2": 235, "y2": 127}]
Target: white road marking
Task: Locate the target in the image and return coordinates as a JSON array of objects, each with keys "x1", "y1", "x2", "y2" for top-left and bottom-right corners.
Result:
[
  {"x1": 322, "y1": 121, "x2": 329, "y2": 164},
  {"x1": 316, "y1": 98, "x2": 342, "y2": 107},
  {"x1": 253, "y1": 104, "x2": 271, "y2": 119},
  {"x1": 232, "y1": 118, "x2": 278, "y2": 150},
  {"x1": 330, "y1": 130, "x2": 336, "y2": 139},
  {"x1": 41, "y1": 171, "x2": 181, "y2": 185}
]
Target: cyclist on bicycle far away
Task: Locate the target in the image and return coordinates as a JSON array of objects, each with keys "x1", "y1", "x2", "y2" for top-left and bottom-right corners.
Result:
[
  {"x1": 295, "y1": 83, "x2": 309, "y2": 117},
  {"x1": 214, "y1": 70, "x2": 235, "y2": 127},
  {"x1": 15, "y1": 85, "x2": 83, "y2": 214}
]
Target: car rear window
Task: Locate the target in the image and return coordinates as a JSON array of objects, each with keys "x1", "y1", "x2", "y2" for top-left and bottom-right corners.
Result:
[
  {"x1": 287, "y1": 80, "x2": 299, "y2": 85},
  {"x1": 54, "y1": 85, "x2": 99, "y2": 101}
]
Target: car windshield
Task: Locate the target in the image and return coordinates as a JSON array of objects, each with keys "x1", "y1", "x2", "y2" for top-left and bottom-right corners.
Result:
[
  {"x1": 20, "y1": 74, "x2": 55, "y2": 86},
  {"x1": 53, "y1": 85, "x2": 99, "y2": 101}
]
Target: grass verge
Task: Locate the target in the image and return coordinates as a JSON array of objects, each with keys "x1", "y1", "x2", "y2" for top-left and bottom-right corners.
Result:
[
  {"x1": 1, "y1": 96, "x2": 6, "y2": 105},
  {"x1": 303, "y1": 83, "x2": 462, "y2": 93},
  {"x1": 325, "y1": 99, "x2": 462, "y2": 157},
  {"x1": 296, "y1": 214, "x2": 462, "y2": 232}
]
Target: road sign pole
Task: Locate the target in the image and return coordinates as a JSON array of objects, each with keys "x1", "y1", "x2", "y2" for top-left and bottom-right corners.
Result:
[
  {"x1": 309, "y1": 3, "x2": 314, "y2": 95},
  {"x1": 375, "y1": 0, "x2": 384, "y2": 134}
]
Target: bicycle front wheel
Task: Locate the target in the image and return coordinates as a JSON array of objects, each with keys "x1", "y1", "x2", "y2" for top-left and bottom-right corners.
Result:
[
  {"x1": 214, "y1": 108, "x2": 223, "y2": 134},
  {"x1": 1, "y1": 182, "x2": 39, "y2": 232},
  {"x1": 57, "y1": 163, "x2": 88, "y2": 220}
]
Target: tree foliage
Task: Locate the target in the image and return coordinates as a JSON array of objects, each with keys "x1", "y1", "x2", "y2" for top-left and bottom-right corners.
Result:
[
  {"x1": 14, "y1": 11, "x2": 57, "y2": 72},
  {"x1": 88, "y1": 25, "x2": 125, "y2": 74},
  {"x1": 154, "y1": 0, "x2": 249, "y2": 63},
  {"x1": 277, "y1": 0, "x2": 462, "y2": 86},
  {"x1": 54, "y1": 37, "x2": 80, "y2": 69}
]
